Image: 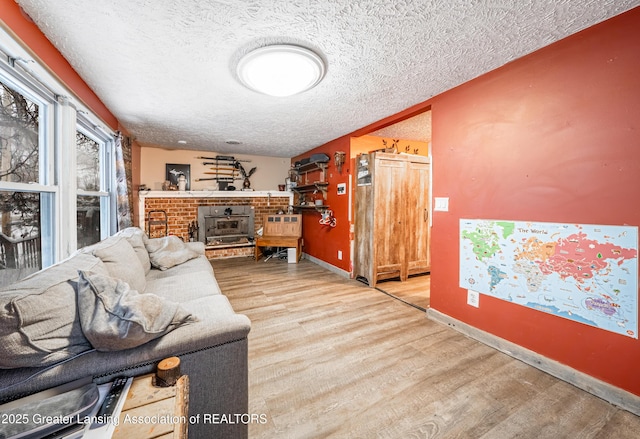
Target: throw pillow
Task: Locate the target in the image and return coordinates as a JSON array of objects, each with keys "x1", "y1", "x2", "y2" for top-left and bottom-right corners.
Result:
[
  {"x1": 146, "y1": 236, "x2": 200, "y2": 271},
  {"x1": 92, "y1": 237, "x2": 146, "y2": 293},
  {"x1": 76, "y1": 271, "x2": 197, "y2": 351},
  {"x1": 0, "y1": 253, "x2": 104, "y2": 369}
]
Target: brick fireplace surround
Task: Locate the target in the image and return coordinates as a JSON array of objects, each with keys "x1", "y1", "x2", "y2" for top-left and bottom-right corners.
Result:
[{"x1": 138, "y1": 191, "x2": 293, "y2": 259}]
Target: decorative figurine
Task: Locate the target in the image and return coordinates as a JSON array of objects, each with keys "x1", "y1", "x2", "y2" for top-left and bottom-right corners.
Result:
[
  {"x1": 178, "y1": 175, "x2": 187, "y2": 191},
  {"x1": 236, "y1": 162, "x2": 257, "y2": 190},
  {"x1": 334, "y1": 151, "x2": 346, "y2": 174}
]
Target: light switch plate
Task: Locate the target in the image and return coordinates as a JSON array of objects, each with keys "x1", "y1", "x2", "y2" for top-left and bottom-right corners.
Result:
[{"x1": 434, "y1": 197, "x2": 449, "y2": 211}]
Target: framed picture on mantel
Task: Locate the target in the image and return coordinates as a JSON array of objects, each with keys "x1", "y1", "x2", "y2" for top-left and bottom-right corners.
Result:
[{"x1": 166, "y1": 164, "x2": 190, "y2": 190}]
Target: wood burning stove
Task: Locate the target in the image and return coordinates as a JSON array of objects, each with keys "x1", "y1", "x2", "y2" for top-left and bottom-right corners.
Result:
[{"x1": 197, "y1": 205, "x2": 255, "y2": 246}]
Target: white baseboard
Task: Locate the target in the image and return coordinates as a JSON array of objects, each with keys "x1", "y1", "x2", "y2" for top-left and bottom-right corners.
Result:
[
  {"x1": 303, "y1": 253, "x2": 351, "y2": 278},
  {"x1": 427, "y1": 308, "x2": 640, "y2": 416}
]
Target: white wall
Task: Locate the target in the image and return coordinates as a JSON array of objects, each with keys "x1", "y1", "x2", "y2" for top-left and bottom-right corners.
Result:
[{"x1": 139, "y1": 147, "x2": 291, "y2": 191}]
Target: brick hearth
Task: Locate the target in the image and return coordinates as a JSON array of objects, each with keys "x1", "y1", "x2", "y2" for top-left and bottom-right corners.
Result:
[{"x1": 138, "y1": 191, "x2": 293, "y2": 259}]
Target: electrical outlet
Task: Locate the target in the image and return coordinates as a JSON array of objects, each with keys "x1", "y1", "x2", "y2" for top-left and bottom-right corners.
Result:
[
  {"x1": 337, "y1": 250, "x2": 343, "y2": 260},
  {"x1": 467, "y1": 290, "x2": 480, "y2": 308}
]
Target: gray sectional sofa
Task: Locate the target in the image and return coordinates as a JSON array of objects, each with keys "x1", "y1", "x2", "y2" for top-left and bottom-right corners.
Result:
[{"x1": 0, "y1": 227, "x2": 250, "y2": 439}]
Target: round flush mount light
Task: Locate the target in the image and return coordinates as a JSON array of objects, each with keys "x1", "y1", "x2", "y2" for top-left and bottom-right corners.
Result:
[{"x1": 237, "y1": 44, "x2": 325, "y2": 97}]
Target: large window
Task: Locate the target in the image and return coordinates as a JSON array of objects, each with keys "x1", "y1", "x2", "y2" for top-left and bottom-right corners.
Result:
[
  {"x1": 0, "y1": 43, "x2": 115, "y2": 287},
  {"x1": 76, "y1": 127, "x2": 112, "y2": 248},
  {"x1": 0, "y1": 83, "x2": 39, "y2": 184},
  {"x1": 76, "y1": 130, "x2": 102, "y2": 248},
  {"x1": 0, "y1": 80, "x2": 51, "y2": 286}
]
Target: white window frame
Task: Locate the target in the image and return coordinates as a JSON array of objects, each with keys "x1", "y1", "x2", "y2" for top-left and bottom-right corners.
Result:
[
  {"x1": 76, "y1": 118, "x2": 115, "y2": 244},
  {"x1": 0, "y1": 56, "x2": 57, "y2": 267},
  {"x1": 0, "y1": 27, "x2": 117, "y2": 268}
]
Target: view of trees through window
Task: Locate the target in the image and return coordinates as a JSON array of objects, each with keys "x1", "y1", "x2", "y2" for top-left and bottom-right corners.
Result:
[
  {"x1": 76, "y1": 131, "x2": 101, "y2": 247},
  {"x1": 0, "y1": 82, "x2": 42, "y2": 286}
]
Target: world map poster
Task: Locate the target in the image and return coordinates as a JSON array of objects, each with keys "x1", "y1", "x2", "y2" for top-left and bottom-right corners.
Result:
[{"x1": 460, "y1": 219, "x2": 638, "y2": 338}]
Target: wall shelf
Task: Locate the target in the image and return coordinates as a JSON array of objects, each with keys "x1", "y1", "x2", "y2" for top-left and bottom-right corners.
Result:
[
  {"x1": 294, "y1": 161, "x2": 328, "y2": 178},
  {"x1": 291, "y1": 160, "x2": 330, "y2": 211},
  {"x1": 293, "y1": 204, "x2": 329, "y2": 212},
  {"x1": 291, "y1": 182, "x2": 329, "y2": 199}
]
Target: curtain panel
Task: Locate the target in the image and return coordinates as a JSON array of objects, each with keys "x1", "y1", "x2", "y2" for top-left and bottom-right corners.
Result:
[{"x1": 114, "y1": 132, "x2": 133, "y2": 230}]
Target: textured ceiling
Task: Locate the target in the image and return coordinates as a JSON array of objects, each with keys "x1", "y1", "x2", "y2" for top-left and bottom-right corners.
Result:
[
  {"x1": 370, "y1": 111, "x2": 432, "y2": 144},
  {"x1": 14, "y1": 0, "x2": 640, "y2": 157}
]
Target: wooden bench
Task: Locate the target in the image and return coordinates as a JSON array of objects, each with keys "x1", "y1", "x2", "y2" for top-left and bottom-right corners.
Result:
[{"x1": 255, "y1": 214, "x2": 302, "y2": 263}]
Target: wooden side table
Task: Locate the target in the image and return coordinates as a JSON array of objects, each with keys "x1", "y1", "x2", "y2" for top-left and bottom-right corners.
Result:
[{"x1": 112, "y1": 374, "x2": 189, "y2": 439}]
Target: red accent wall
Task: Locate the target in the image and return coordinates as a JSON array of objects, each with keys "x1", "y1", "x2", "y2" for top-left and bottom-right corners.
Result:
[
  {"x1": 0, "y1": 0, "x2": 118, "y2": 129},
  {"x1": 292, "y1": 137, "x2": 351, "y2": 272},
  {"x1": 429, "y1": 8, "x2": 640, "y2": 396},
  {"x1": 299, "y1": 7, "x2": 640, "y2": 396}
]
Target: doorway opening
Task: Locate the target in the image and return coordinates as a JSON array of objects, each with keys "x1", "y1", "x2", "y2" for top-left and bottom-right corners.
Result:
[{"x1": 350, "y1": 109, "x2": 432, "y2": 311}]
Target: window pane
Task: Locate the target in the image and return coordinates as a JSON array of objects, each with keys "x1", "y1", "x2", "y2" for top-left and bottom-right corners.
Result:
[
  {"x1": 76, "y1": 131, "x2": 100, "y2": 191},
  {"x1": 0, "y1": 190, "x2": 42, "y2": 287},
  {"x1": 77, "y1": 195, "x2": 101, "y2": 248},
  {"x1": 0, "y1": 83, "x2": 40, "y2": 184}
]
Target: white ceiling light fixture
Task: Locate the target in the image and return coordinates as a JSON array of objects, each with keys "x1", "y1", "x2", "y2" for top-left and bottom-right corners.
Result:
[{"x1": 237, "y1": 44, "x2": 325, "y2": 97}]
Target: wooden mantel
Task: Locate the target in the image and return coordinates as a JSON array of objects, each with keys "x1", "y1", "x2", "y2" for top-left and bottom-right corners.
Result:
[{"x1": 139, "y1": 190, "x2": 293, "y2": 199}]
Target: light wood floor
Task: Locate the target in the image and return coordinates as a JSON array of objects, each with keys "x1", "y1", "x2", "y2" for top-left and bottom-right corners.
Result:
[
  {"x1": 374, "y1": 273, "x2": 431, "y2": 311},
  {"x1": 212, "y1": 257, "x2": 640, "y2": 439}
]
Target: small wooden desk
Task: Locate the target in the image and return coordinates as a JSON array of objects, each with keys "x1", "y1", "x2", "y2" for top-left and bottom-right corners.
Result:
[
  {"x1": 112, "y1": 374, "x2": 189, "y2": 439},
  {"x1": 255, "y1": 236, "x2": 302, "y2": 263}
]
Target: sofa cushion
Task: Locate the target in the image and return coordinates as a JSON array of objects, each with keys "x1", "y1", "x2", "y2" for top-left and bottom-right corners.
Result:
[
  {"x1": 77, "y1": 271, "x2": 197, "y2": 351},
  {"x1": 146, "y1": 255, "x2": 214, "y2": 280},
  {"x1": 184, "y1": 241, "x2": 206, "y2": 255},
  {"x1": 91, "y1": 237, "x2": 146, "y2": 293},
  {"x1": 77, "y1": 234, "x2": 120, "y2": 255},
  {"x1": 0, "y1": 253, "x2": 105, "y2": 369},
  {"x1": 146, "y1": 271, "x2": 223, "y2": 303},
  {"x1": 146, "y1": 236, "x2": 201, "y2": 271},
  {"x1": 116, "y1": 227, "x2": 151, "y2": 274}
]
